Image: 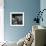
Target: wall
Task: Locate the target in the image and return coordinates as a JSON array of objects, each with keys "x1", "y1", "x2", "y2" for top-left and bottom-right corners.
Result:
[
  {"x1": 0, "y1": 0, "x2": 4, "y2": 42},
  {"x1": 4, "y1": 0, "x2": 40, "y2": 42},
  {"x1": 40, "y1": 0, "x2": 46, "y2": 27}
]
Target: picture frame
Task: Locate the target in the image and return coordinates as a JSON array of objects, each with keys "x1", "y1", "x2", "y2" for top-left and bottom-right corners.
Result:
[{"x1": 10, "y1": 12, "x2": 24, "y2": 26}]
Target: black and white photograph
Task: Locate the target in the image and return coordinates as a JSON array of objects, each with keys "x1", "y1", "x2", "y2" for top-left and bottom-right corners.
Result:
[{"x1": 10, "y1": 12, "x2": 24, "y2": 26}]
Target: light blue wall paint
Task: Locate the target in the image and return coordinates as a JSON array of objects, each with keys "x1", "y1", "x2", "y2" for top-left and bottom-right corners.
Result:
[
  {"x1": 4, "y1": 0, "x2": 40, "y2": 42},
  {"x1": 40, "y1": 0, "x2": 46, "y2": 27}
]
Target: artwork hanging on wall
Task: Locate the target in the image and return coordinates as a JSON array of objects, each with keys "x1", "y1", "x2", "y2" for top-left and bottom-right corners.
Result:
[{"x1": 10, "y1": 12, "x2": 24, "y2": 26}]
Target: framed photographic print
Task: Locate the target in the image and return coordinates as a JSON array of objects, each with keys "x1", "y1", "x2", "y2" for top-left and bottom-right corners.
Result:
[{"x1": 10, "y1": 12, "x2": 24, "y2": 26}]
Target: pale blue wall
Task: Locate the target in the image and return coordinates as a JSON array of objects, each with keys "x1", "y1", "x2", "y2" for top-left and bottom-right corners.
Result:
[
  {"x1": 40, "y1": 0, "x2": 46, "y2": 27},
  {"x1": 4, "y1": 0, "x2": 40, "y2": 42}
]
